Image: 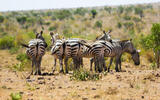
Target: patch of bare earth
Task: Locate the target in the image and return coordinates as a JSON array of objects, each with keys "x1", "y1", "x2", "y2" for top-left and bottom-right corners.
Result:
[{"x1": 0, "y1": 50, "x2": 160, "y2": 100}]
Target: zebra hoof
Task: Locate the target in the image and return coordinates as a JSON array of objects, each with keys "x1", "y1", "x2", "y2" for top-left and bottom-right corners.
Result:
[
  {"x1": 59, "y1": 70, "x2": 64, "y2": 73},
  {"x1": 38, "y1": 72, "x2": 41, "y2": 75},
  {"x1": 34, "y1": 72, "x2": 37, "y2": 75}
]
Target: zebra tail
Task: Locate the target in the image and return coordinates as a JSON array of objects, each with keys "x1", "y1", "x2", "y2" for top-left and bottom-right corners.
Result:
[{"x1": 21, "y1": 43, "x2": 29, "y2": 48}]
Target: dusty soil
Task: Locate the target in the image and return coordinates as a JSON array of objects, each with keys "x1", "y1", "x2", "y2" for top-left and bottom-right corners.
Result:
[{"x1": 0, "y1": 50, "x2": 160, "y2": 100}]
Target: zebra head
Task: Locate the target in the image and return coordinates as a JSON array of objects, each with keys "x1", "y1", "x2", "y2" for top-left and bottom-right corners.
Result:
[
  {"x1": 120, "y1": 39, "x2": 140, "y2": 65},
  {"x1": 96, "y1": 30, "x2": 112, "y2": 42},
  {"x1": 50, "y1": 32, "x2": 60, "y2": 45},
  {"x1": 36, "y1": 31, "x2": 45, "y2": 41},
  {"x1": 35, "y1": 31, "x2": 47, "y2": 48}
]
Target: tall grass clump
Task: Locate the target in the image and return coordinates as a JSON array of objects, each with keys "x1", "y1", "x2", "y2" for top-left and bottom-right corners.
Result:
[{"x1": 10, "y1": 92, "x2": 22, "y2": 100}]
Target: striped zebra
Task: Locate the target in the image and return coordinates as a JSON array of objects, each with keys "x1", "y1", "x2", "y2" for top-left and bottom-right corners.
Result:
[
  {"x1": 90, "y1": 30, "x2": 112, "y2": 71},
  {"x1": 64, "y1": 38, "x2": 91, "y2": 73},
  {"x1": 21, "y1": 31, "x2": 47, "y2": 78},
  {"x1": 50, "y1": 32, "x2": 65, "y2": 73},
  {"x1": 93, "y1": 39, "x2": 140, "y2": 72}
]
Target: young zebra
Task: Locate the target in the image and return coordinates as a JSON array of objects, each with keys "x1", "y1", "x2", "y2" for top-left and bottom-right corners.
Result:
[
  {"x1": 94, "y1": 39, "x2": 140, "y2": 72},
  {"x1": 21, "y1": 31, "x2": 47, "y2": 78},
  {"x1": 50, "y1": 32, "x2": 65, "y2": 73}
]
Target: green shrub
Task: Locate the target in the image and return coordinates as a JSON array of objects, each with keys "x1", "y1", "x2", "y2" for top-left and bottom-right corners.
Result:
[
  {"x1": 16, "y1": 16, "x2": 27, "y2": 24},
  {"x1": 123, "y1": 22, "x2": 134, "y2": 30},
  {"x1": 0, "y1": 15, "x2": 4, "y2": 23},
  {"x1": 74, "y1": 8, "x2": 87, "y2": 16},
  {"x1": 54, "y1": 10, "x2": 72, "y2": 20},
  {"x1": 117, "y1": 22, "x2": 122, "y2": 28},
  {"x1": 16, "y1": 53, "x2": 29, "y2": 62},
  {"x1": 10, "y1": 92, "x2": 22, "y2": 100},
  {"x1": 132, "y1": 17, "x2": 141, "y2": 22},
  {"x1": 48, "y1": 26, "x2": 56, "y2": 31},
  {"x1": 91, "y1": 9, "x2": 97, "y2": 18},
  {"x1": 0, "y1": 36, "x2": 15, "y2": 49},
  {"x1": 70, "y1": 69, "x2": 101, "y2": 81},
  {"x1": 123, "y1": 15, "x2": 131, "y2": 20},
  {"x1": 9, "y1": 47, "x2": 19, "y2": 54},
  {"x1": 117, "y1": 6, "x2": 124, "y2": 14},
  {"x1": 95, "y1": 20, "x2": 102, "y2": 28},
  {"x1": 104, "y1": 7, "x2": 112, "y2": 14}
]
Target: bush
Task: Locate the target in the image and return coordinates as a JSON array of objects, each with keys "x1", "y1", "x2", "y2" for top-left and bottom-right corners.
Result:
[
  {"x1": 9, "y1": 47, "x2": 19, "y2": 54},
  {"x1": 16, "y1": 53, "x2": 29, "y2": 62},
  {"x1": 54, "y1": 10, "x2": 72, "y2": 20},
  {"x1": 16, "y1": 16, "x2": 27, "y2": 24},
  {"x1": 0, "y1": 36, "x2": 15, "y2": 49},
  {"x1": 74, "y1": 8, "x2": 87, "y2": 16},
  {"x1": 95, "y1": 20, "x2": 102, "y2": 28},
  {"x1": 132, "y1": 17, "x2": 141, "y2": 22},
  {"x1": 70, "y1": 69, "x2": 101, "y2": 81},
  {"x1": 123, "y1": 15, "x2": 131, "y2": 20},
  {"x1": 117, "y1": 22, "x2": 122, "y2": 28},
  {"x1": 104, "y1": 7, "x2": 112, "y2": 14},
  {"x1": 117, "y1": 6, "x2": 124, "y2": 14},
  {"x1": 48, "y1": 26, "x2": 56, "y2": 31},
  {"x1": 10, "y1": 92, "x2": 22, "y2": 100},
  {"x1": 123, "y1": 22, "x2": 134, "y2": 30},
  {"x1": 0, "y1": 15, "x2": 4, "y2": 23}
]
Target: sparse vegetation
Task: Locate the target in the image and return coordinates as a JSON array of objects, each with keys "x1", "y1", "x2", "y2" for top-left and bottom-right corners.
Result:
[
  {"x1": 70, "y1": 68, "x2": 101, "y2": 81},
  {"x1": 10, "y1": 92, "x2": 22, "y2": 100}
]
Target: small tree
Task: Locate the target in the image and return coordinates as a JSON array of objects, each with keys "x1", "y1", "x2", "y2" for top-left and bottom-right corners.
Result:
[
  {"x1": 91, "y1": 9, "x2": 97, "y2": 18},
  {"x1": 141, "y1": 23, "x2": 160, "y2": 68}
]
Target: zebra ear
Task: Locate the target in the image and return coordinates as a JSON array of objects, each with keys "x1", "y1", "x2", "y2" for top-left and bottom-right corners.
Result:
[
  {"x1": 103, "y1": 30, "x2": 106, "y2": 34},
  {"x1": 137, "y1": 49, "x2": 141, "y2": 53},
  {"x1": 40, "y1": 31, "x2": 43, "y2": 35},
  {"x1": 50, "y1": 32, "x2": 53, "y2": 36}
]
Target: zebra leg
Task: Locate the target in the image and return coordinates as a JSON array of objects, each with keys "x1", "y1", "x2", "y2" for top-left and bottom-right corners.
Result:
[
  {"x1": 80, "y1": 57, "x2": 83, "y2": 68},
  {"x1": 38, "y1": 57, "x2": 42, "y2": 75},
  {"x1": 34, "y1": 60, "x2": 38, "y2": 75},
  {"x1": 53, "y1": 58, "x2": 57, "y2": 73},
  {"x1": 115, "y1": 56, "x2": 120, "y2": 72},
  {"x1": 64, "y1": 58, "x2": 68, "y2": 73},
  {"x1": 90, "y1": 58, "x2": 94, "y2": 71},
  {"x1": 27, "y1": 60, "x2": 34, "y2": 79},
  {"x1": 108, "y1": 57, "x2": 113, "y2": 72},
  {"x1": 119, "y1": 58, "x2": 122, "y2": 71},
  {"x1": 59, "y1": 57, "x2": 64, "y2": 73},
  {"x1": 103, "y1": 57, "x2": 107, "y2": 71}
]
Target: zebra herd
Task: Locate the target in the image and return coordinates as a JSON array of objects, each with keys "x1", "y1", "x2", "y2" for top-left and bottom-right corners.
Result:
[{"x1": 21, "y1": 30, "x2": 140, "y2": 78}]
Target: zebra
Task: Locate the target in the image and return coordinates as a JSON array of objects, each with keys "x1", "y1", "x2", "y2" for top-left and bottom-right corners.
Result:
[
  {"x1": 90, "y1": 30, "x2": 112, "y2": 71},
  {"x1": 63, "y1": 38, "x2": 91, "y2": 73},
  {"x1": 21, "y1": 31, "x2": 47, "y2": 78},
  {"x1": 50, "y1": 32, "x2": 65, "y2": 73},
  {"x1": 93, "y1": 39, "x2": 140, "y2": 72}
]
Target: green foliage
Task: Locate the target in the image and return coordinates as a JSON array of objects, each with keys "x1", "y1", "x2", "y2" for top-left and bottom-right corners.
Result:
[
  {"x1": 125, "y1": 6, "x2": 133, "y2": 13},
  {"x1": 91, "y1": 9, "x2": 97, "y2": 18},
  {"x1": 128, "y1": 29, "x2": 135, "y2": 36},
  {"x1": 117, "y1": 6, "x2": 124, "y2": 14},
  {"x1": 132, "y1": 16, "x2": 141, "y2": 22},
  {"x1": 134, "y1": 7, "x2": 144, "y2": 18},
  {"x1": 74, "y1": 8, "x2": 87, "y2": 16},
  {"x1": 54, "y1": 10, "x2": 72, "y2": 20},
  {"x1": 141, "y1": 23, "x2": 160, "y2": 51},
  {"x1": 10, "y1": 92, "x2": 22, "y2": 100},
  {"x1": 70, "y1": 69, "x2": 101, "y2": 81},
  {"x1": 9, "y1": 47, "x2": 20, "y2": 54},
  {"x1": 117, "y1": 22, "x2": 122, "y2": 28},
  {"x1": 123, "y1": 22, "x2": 134, "y2": 30},
  {"x1": 104, "y1": 7, "x2": 112, "y2": 14},
  {"x1": 16, "y1": 53, "x2": 29, "y2": 62},
  {"x1": 0, "y1": 15, "x2": 4, "y2": 23},
  {"x1": 123, "y1": 15, "x2": 131, "y2": 20},
  {"x1": 16, "y1": 16, "x2": 27, "y2": 24},
  {"x1": 0, "y1": 36, "x2": 15, "y2": 49},
  {"x1": 48, "y1": 26, "x2": 56, "y2": 31},
  {"x1": 95, "y1": 20, "x2": 102, "y2": 28}
]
